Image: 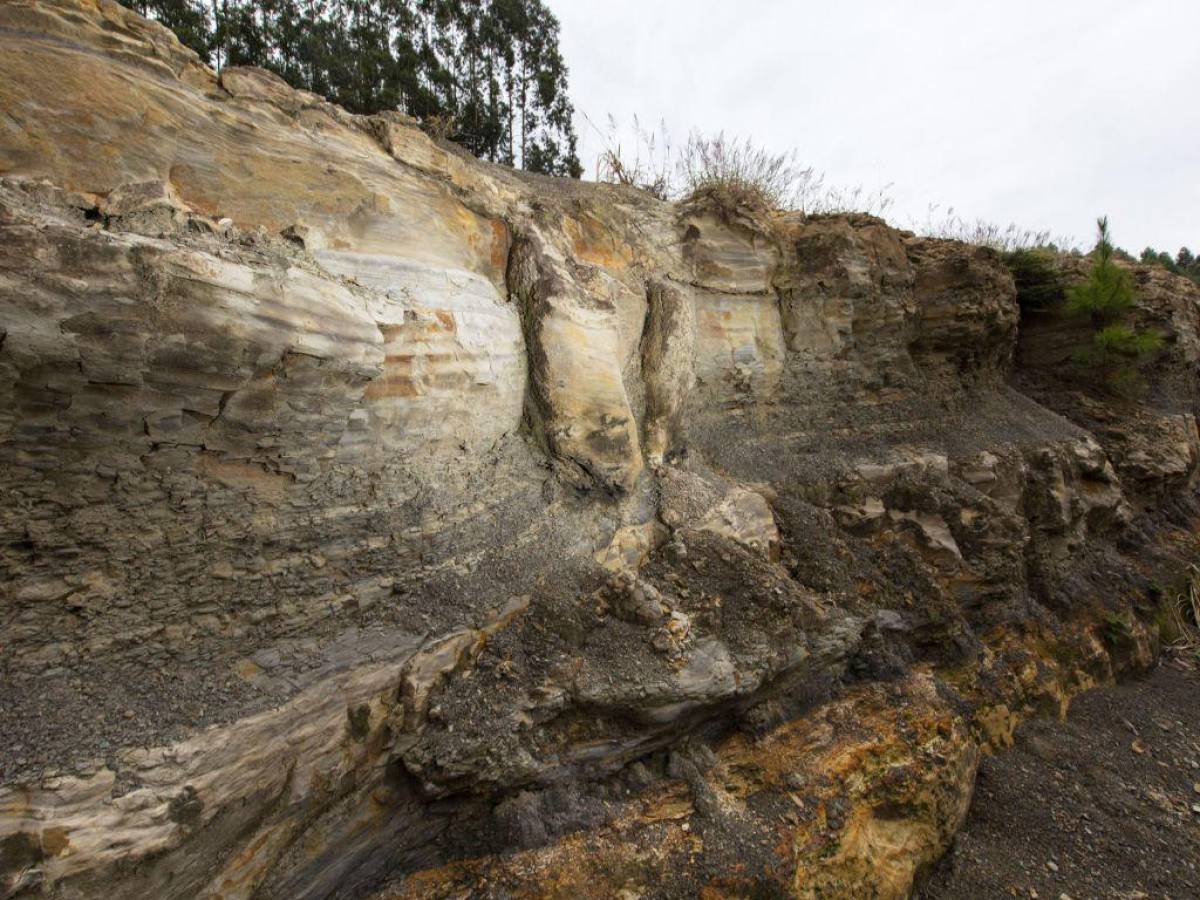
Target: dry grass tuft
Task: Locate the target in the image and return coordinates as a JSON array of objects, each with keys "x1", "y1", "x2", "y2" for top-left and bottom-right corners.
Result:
[
  {"x1": 1164, "y1": 565, "x2": 1200, "y2": 656},
  {"x1": 588, "y1": 114, "x2": 674, "y2": 200},
  {"x1": 585, "y1": 117, "x2": 892, "y2": 220},
  {"x1": 677, "y1": 131, "x2": 802, "y2": 215},
  {"x1": 915, "y1": 204, "x2": 1079, "y2": 253}
]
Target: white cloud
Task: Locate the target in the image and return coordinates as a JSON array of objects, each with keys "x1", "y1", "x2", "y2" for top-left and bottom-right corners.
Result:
[{"x1": 552, "y1": 0, "x2": 1200, "y2": 252}]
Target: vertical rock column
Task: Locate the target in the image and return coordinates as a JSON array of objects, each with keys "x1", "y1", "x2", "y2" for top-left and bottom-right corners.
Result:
[
  {"x1": 508, "y1": 230, "x2": 644, "y2": 493},
  {"x1": 641, "y1": 280, "x2": 697, "y2": 463}
]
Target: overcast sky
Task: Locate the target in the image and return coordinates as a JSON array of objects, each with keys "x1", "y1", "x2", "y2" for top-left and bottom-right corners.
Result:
[{"x1": 551, "y1": 0, "x2": 1200, "y2": 253}]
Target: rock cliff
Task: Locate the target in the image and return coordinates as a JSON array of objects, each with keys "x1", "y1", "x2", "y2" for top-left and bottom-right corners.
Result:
[{"x1": 1, "y1": 2, "x2": 1198, "y2": 898}]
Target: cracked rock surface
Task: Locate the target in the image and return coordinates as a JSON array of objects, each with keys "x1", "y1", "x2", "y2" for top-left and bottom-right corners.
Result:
[{"x1": 2, "y1": 2, "x2": 1200, "y2": 898}]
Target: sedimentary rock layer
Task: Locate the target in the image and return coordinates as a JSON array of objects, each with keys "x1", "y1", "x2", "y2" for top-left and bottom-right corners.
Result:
[{"x1": 1, "y1": 2, "x2": 1198, "y2": 898}]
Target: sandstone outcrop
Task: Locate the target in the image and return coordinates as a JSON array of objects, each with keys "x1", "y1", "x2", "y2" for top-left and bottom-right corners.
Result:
[{"x1": 2, "y1": 3, "x2": 1198, "y2": 898}]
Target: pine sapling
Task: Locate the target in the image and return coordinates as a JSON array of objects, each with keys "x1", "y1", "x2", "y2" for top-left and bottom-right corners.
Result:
[{"x1": 1065, "y1": 217, "x2": 1162, "y2": 394}]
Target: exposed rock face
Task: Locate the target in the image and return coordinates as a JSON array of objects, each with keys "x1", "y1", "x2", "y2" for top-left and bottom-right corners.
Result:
[
  {"x1": 1015, "y1": 254, "x2": 1200, "y2": 496},
  {"x1": 1, "y1": 3, "x2": 1197, "y2": 899}
]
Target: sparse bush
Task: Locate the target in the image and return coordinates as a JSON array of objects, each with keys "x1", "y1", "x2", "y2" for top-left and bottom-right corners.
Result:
[
  {"x1": 675, "y1": 131, "x2": 893, "y2": 218},
  {"x1": 797, "y1": 179, "x2": 894, "y2": 218},
  {"x1": 677, "y1": 131, "x2": 805, "y2": 215},
  {"x1": 1066, "y1": 217, "x2": 1163, "y2": 394},
  {"x1": 585, "y1": 119, "x2": 888, "y2": 218},
  {"x1": 916, "y1": 205, "x2": 1077, "y2": 253}
]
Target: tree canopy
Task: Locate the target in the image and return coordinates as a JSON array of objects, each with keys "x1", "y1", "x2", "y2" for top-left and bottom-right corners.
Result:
[
  {"x1": 126, "y1": 0, "x2": 581, "y2": 177},
  {"x1": 1139, "y1": 244, "x2": 1200, "y2": 286}
]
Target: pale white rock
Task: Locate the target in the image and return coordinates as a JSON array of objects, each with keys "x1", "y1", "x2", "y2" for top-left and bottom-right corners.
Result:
[{"x1": 316, "y1": 251, "x2": 526, "y2": 456}]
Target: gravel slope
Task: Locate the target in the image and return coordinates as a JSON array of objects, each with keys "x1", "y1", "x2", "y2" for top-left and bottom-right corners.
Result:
[{"x1": 920, "y1": 658, "x2": 1200, "y2": 900}]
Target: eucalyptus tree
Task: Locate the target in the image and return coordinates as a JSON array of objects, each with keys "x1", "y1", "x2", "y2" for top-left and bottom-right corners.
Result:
[{"x1": 124, "y1": 0, "x2": 580, "y2": 176}]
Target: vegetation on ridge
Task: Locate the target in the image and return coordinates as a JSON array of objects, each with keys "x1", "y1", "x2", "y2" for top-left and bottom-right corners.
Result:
[
  {"x1": 1005, "y1": 248, "x2": 1066, "y2": 313},
  {"x1": 1139, "y1": 245, "x2": 1200, "y2": 286},
  {"x1": 588, "y1": 116, "x2": 894, "y2": 218},
  {"x1": 124, "y1": 0, "x2": 582, "y2": 176},
  {"x1": 1065, "y1": 217, "x2": 1163, "y2": 395},
  {"x1": 916, "y1": 205, "x2": 1078, "y2": 254}
]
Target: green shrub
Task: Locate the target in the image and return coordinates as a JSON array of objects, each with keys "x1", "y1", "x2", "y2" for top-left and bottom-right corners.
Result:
[
  {"x1": 1065, "y1": 217, "x2": 1162, "y2": 394},
  {"x1": 1004, "y1": 248, "x2": 1065, "y2": 313}
]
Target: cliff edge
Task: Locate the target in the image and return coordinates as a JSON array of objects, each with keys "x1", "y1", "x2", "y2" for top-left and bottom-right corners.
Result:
[{"x1": 2, "y1": 2, "x2": 1199, "y2": 898}]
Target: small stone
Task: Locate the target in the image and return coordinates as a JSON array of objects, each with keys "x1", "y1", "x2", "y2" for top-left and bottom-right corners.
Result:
[{"x1": 1046, "y1": 860, "x2": 1059, "y2": 873}]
